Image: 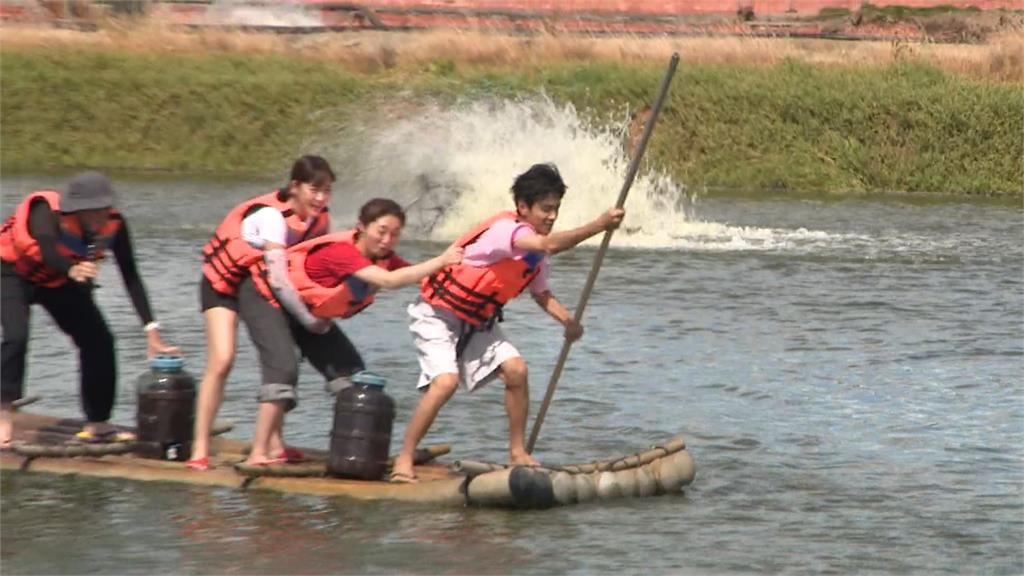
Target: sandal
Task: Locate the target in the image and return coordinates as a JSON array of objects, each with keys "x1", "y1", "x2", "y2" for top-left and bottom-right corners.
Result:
[
  {"x1": 74, "y1": 429, "x2": 136, "y2": 444},
  {"x1": 277, "y1": 447, "x2": 308, "y2": 463},
  {"x1": 186, "y1": 456, "x2": 210, "y2": 471},
  {"x1": 388, "y1": 471, "x2": 419, "y2": 484},
  {"x1": 243, "y1": 456, "x2": 287, "y2": 467}
]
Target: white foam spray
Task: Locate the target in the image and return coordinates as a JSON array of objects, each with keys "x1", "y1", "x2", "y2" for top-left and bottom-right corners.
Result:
[
  {"x1": 205, "y1": 0, "x2": 323, "y2": 28},
  {"x1": 324, "y1": 96, "x2": 857, "y2": 252}
]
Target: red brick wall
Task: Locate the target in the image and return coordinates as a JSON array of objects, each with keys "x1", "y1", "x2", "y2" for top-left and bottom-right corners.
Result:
[{"x1": 341, "y1": 0, "x2": 1024, "y2": 15}]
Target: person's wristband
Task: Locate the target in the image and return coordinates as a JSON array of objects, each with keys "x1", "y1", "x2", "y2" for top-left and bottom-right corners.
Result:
[{"x1": 144, "y1": 321, "x2": 160, "y2": 333}]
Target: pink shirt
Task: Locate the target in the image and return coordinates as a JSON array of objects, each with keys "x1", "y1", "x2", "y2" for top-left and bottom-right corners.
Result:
[{"x1": 463, "y1": 218, "x2": 550, "y2": 296}]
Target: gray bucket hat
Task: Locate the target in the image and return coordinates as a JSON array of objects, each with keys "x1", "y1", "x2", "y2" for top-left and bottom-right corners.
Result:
[{"x1": 62, "y1": 171, "x2": 116, "y2": 212}]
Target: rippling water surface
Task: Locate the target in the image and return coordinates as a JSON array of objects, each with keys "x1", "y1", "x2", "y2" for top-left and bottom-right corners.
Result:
[{"x1": 2, "y1": 176, "x2": 1021, "y2": 575}]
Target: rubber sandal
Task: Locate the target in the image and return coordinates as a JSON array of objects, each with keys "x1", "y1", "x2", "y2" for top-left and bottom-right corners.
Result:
[
  {"x1": 388, "y1": 471, "x2": 419, "y2": 484},
  {"x1": 278, "y1": 447, "x2": 308, "y2": 463},
  {"x1": 243, "y1": 457, "x2": 287, "y2": 467},
  {"x1": 74, "y1": 429, "x2": 136, "y2": 444},
  {"x1": 186, "y1": 457, "x2": 210, "y2": 471}
]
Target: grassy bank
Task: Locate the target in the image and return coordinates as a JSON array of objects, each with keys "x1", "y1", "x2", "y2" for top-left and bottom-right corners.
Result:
[{"x1": 2, "y1": 41, "x2": 1021, "y2": 196}]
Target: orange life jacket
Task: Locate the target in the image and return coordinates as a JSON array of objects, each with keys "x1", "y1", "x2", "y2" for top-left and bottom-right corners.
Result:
[
  {"x1": 421, "y1": 211, "x2": 542, "y2": 326},
  {"x1": 252, "y1": 230, "x2": 384, "y2": 319},
  {"x1": 201, "y1": 190, "x2": 329, "y2": 296},
  {"x1": 0, "y1": 191, "x2": 123, "y2": 288}
]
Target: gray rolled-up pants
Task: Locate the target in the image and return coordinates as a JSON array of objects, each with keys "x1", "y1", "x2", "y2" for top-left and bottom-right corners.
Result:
[{"x1": 237, "y1": 278, "x2": 364, "y2": 411}]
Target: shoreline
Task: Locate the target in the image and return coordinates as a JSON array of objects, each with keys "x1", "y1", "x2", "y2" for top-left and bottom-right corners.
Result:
[{"x1": 1, "y1": 28, "x2": 1021, "y2": 198}]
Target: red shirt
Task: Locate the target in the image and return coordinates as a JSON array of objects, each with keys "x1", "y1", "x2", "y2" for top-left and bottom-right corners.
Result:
[{"x1": 305, "y1": 241, "x2": 409, "y2": 288}]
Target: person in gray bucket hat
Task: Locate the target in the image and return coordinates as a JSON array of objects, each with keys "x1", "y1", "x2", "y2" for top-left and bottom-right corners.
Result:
[{"x1": 0, "y1": 171, "x2": 179, "y2": 448}]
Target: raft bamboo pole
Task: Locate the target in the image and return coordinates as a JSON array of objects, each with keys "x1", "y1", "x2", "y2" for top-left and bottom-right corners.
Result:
[
  {"x1": 2, "y1": 453, "x2": 468, "y2": 505},
  {"x1": 3, "y1": 412, "x2": 468, "y2": 505},
  {"x1": 453, "y1": 436, "x2": 685, "y2": 478},
  {"x1": 558, "y1": 437, "x2": 686, "y2": 474},
  {"x1": 527, "y1": 52, "x2": 680, "y2": 453},
  {"x1": 234, "y1": 444, "x2": 452, "y2": 478}
]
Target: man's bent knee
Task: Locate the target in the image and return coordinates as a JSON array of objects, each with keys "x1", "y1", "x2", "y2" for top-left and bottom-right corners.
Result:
[
  {"x1": 500, "y1": 358, "x2": 528, "y2": 388},
  {"x1": 427, "y1": 374, "x2": 459, "y2": 399}
]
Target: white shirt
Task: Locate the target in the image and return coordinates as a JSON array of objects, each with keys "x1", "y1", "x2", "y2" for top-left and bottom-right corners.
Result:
[{"x1": 241, "y1": 206, "x2": 314, "y2": 248}]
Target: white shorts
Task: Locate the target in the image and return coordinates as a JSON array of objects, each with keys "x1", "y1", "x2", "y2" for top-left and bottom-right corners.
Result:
[{"x1": 408, "y1": 298, "x2": 521, "y2": 392}]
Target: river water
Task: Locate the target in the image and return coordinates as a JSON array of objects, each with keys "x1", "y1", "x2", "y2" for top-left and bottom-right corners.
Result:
[{"x1": 1, "y1": 170, "x2": 1020, "y2": 575}]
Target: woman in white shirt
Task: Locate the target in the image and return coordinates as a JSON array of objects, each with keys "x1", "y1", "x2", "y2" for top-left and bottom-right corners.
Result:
[{"x1": 189, "y1": 156, "x2": 349, "y2": 470}]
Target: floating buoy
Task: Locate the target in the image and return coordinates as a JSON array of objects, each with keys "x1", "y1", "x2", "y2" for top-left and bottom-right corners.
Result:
[
  {"x1": 613, "y1": 467, "x2": 638, "y2": 497},
  {"x1": 573, "y1": 472, "x2": 597, "y2": 503},
  {"x1": 461, "y1": 436, "x2": 696, "y2": 508},
  {"x1": 595, "y1": 471, "x2": 621, "y2": 500},
  {"x1": 635, "y1": 465, "x2": 657, "y2": 497},
  {"x1": 550, "y1": 471, "x2": 576, "y2": 505},
  {"x1": 654, "y1": 450, "x2": 696, "y2": 494}
]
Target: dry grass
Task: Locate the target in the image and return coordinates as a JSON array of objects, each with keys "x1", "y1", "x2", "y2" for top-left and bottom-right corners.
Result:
[{"x1": 2, "y1": 21, "x2": 1020, "y2": 81}]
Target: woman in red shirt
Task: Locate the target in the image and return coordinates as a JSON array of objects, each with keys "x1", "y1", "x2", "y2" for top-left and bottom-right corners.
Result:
[{"x1": 241, "y1": 198, "x2": 461, "y2": 466}]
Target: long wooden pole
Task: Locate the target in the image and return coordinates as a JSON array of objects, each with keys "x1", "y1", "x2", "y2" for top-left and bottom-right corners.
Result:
[{"x1": 527, "y1": 52, "x2": 680, "y2": 454}]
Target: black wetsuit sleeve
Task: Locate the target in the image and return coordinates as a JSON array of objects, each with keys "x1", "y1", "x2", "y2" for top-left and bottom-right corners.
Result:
[
  {"x1": 26, "y1": 200, "x2": 73, "y2": 275},
  {"x1": 110, "y1": 219, "x2": 155, "y2": 325}
]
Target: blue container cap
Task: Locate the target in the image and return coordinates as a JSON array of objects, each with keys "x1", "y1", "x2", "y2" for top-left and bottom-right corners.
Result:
[
  {"x1": 351, "y1": 370, "x2": 386, "y2": 387},
  {"x1": 151, "y1": 355, "x2": 184, "y2": 372}
]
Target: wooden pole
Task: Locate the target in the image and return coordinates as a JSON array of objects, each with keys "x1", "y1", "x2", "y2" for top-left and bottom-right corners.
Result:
[{"x1": 527, "y1": 52, "x2": 680, "y2": 454}]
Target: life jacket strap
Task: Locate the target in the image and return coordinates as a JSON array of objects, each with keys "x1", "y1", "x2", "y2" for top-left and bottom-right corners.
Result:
[
  {"x1": 425, "y1": 269, "x2": 502, "y2": 325},
  {"x1": 203, "y1": 235, "x2": 247, "y2": 288}
]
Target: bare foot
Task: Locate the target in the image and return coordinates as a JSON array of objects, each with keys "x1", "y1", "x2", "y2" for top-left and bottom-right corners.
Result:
[
  {"x1": 243, "y1": 454, "x2": 285, "y2": 467},
  {"x1": 0, "y1": 408, "x2": 12, "y2": 449},
  {"x1": 509, "y1": 450, "x2": 540, "y2": 467},
  {"x1": 391, "y1": 454, "x2": 415, "y2": 480}
]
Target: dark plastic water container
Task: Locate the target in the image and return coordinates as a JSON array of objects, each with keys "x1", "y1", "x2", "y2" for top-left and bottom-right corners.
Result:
[
  {"x1": 136, "y1": 355, "x2": 195, "y2": 461},
  {"x1": 327, "y1": 371, "x2": 395, "y2": 480}
]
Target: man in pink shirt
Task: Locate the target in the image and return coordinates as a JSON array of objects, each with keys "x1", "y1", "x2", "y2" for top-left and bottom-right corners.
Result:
[{"x1": 390, "y1": 163, "x2": 624, "y2": 482}]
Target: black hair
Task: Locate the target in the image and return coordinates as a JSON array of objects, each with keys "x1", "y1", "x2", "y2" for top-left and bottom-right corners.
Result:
[
  {"x1": 293, "y1": 154, "x2": 335, "y2": 185},
  {"x1": 279, "y1": 155, "x2": 335, "y2": 201},
  {"x1": 511, "y1": 163, "x2": 567, "y2": 208},
  {"x1": 359, "y1": 198, "x2": 406, "y2": 226}
]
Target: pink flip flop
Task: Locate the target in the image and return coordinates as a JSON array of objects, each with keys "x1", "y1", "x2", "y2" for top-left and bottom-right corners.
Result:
[
  {"x1": 186, "y1": 456, "x2": 210, "y2": 471},
  {"x1": 277, "y1": 447, "x2": 308, "y2": 463}
]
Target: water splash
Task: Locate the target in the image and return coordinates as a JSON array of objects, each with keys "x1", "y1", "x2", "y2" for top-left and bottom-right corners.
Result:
[
  {"x1": 325, "y1": 96, "x2": 855, "y2": 252},
  {"x1": 205, "y1": 0, "x2": 323, "y2": 27}
]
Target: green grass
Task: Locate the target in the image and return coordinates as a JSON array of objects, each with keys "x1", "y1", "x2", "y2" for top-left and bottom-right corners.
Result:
[{"x1": 2, "y1": 46, "x2": 1021, "y2": 196}]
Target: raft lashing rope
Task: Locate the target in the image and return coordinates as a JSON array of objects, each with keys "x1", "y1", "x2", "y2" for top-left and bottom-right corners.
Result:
[{"x1": 455, "y1": 437, "x2": 695, "y2": 509}]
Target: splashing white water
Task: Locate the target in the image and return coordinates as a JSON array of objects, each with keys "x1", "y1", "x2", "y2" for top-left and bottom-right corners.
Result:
[
  {"x1": 325, "y1": 96, "x2": 853, "y2": 252},
  {"x1": 205, "y1": 0, "x2": 323, "y2": 27}
]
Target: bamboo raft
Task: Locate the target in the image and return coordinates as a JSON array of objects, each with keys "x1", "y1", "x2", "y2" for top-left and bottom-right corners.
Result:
[{"x1": 1, "y1": 410, "x2": 695, "y2": 509}]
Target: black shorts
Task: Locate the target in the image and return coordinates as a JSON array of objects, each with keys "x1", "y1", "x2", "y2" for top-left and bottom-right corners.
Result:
[{"x1": 199, "y1": 274, "x2": 239, "y2": 313}]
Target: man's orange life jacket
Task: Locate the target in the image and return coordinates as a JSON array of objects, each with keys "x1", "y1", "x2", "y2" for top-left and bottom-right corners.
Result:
[
  {"x1": 421, "y1": 211, "x2": 541, "y2": 326},
  {"x1": 0, "y1": 191, "x2": 122, "y2": 288},
  {"x1": 201, "y1": 191, "x2": 329, "y2": 296}
]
